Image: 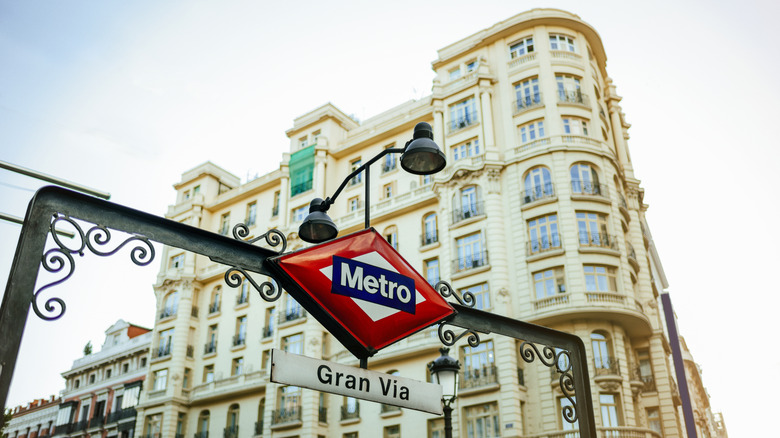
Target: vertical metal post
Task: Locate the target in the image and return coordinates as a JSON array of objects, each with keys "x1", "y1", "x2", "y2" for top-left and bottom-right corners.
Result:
[
  {"x1": 661, "y1": 292, "x2": 698, "y2": 438},
  {"x1": 443, "y1": 403, "x2": 453, "y2": 438},
  {"x1": 364, "y1": 166, "x2": 370, "y2": 229}
]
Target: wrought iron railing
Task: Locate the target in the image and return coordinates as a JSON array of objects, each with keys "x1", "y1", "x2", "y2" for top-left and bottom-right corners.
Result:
[
  {"x1": 191, "y1": 306, "x2": 199, "y2": 317},
  {"x1": 204, "y1": 341, "x2": 217, "y2": 355},
  {"x1": 223, "y1": 426, "x2": 238, "y2": 438},
  {"x1": 262, "y1": 325, "x2": 273, "y2": 338},
  {"x1": 527, "y1": 235, "x2": 562, "y2": 255},
  {"x1": 340, "y1": 403, "x2": 360, "y2": 421},
  {"x1": 192, "y1": 432, "x2": 208, "y2": 438},
  {"x1": 571, "y1": 182, "x2": 609, "y2": 198},
  {"x1": 73, "y1": 420, "x2": 88, "y2": 431},
  {"x1": 517, "y1": 367, "x2": 525, "y2": 386},
  {"x1": 514, "y1": 93, "x2": 544, "y2": 113},
  {"x1": 460, "y1": 364, "x2": 498, "y2": 389},
  {"x1": 421, "y1": 231, "x2": 438, "y2": 246},
  {"x1": 522, "y1": 183, "x2": 555, "y2": 204},
  {"x1": 271, "y1": 407, "x2": 302, "y2": 425},
  {"x1": 278, "y1": 308, "x2": 306, "y2": 324},
  {"x1": 236, "y1": 293, "x2": 248, "y2": 305},
  {"x1": 208, "y1": 302, "x2": 220, "y2": 314},
  {"x1": 380, "y1": 404, "x2": 401, "y2": 413},
  {"x1": 578, "y1": 233, "x2": 618, "y2": 250},
  {"x1": 318, "y1": 406, "x2": 328, "y2": 423},
  {"x1": 451, "y1": 201, "x2": 485, "y2": 224},
  {"x1": 153, "y1": 344, "x2": 171, "y2": 358},
  {"x1": 452, "y1": 250, "x2": 489, "y2": 273},
  {"x1": 159, "y1": 306, "x2": 177, "y2": 320},
  {"x1": 558, "y1": 90, "x2": 590, "y2": 106},
  {"x1": 88, "y1": 416, "x2": 104, "y2": 428},
  {"x1": 448, "y1": 114, "x2": 479, "y2": 132},
  {"x1": 382, "y1": 160, "x2": 397, "y2": 173},
  {"x1": 594, "y1": 357, "x2": 620, "y2": 376},
  {"x1": 186, "y1": 344, "x2": 194, "y2": 358},
  {"x1": 232, "y1": 334, "x2": 246, "y2": 347},
  {"x1": 254, "y1": 421, "x2": 264, "y2": 435},
  {"x1": 290, "y1": 180, "x2": 313, "y2": 197}
]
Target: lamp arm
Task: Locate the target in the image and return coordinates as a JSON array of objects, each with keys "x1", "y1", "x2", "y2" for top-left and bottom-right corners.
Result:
[{"x1": 319, "y1": 146, "x2": 407, "y2": 212}]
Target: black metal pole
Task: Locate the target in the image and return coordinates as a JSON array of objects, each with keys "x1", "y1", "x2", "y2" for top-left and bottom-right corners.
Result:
[
  {"x1": 443, "y1": 403, "x2": 453, "y2": 438},
  {"x1": 661, "y1": 293, "x2": 698, "y2": 438},
  {"x1": 364, "y1": 165, "x2": 370, "y2": 229}
]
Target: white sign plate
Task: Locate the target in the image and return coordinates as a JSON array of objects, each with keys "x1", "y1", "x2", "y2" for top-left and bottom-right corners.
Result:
[{"x1": 271, "y1": 349, "x2": 443, "y2": 415}]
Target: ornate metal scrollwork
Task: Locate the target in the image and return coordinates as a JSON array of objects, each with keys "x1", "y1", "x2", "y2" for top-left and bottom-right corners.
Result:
[
  {"x1": 520, "y1": 341, "x2": 578, "y2": 424},
  {"x1": 437, "y1": 322, "x2": 481, "y2": 348},
  {"x1": 33, "y1": 214, "x2": 155, "y2": 321},
  {"x1": 232, "y1": 223, "x2": 287, "y2": 254},
  {"x1": 223, "y1": 266, "x2": 282, "y2": 302},
  {"x1": 434, "y1": 280, "x2": 476, "y2": 307}
]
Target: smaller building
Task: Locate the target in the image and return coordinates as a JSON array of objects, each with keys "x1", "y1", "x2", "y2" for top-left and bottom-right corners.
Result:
[
  {"x1": 5, "y1": 395, "x2": 61, "y2": 438},
  {"x1": 51, "y1": 320, "x2": 152, "y2": 438}
]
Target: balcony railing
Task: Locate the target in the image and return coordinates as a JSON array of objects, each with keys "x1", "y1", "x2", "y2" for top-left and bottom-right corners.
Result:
[
  {"x1": 271, "y1": 205, "x2": 280, "y2": 217},
  {"x1": 262, "y1": 325, "x2": 273, "y2": 338},
  {"x1": 236, "y1": 293, "x2": 249, "y2": 305},
  {"x1": 232, "y1": 334, "x2": 246, "y2": 347},
  {"x1": 618, "y1": 192, "x2": 628, "y2": 210},
  {"x1": 191, "y1": 306, "x2": 199, "y2": 317},
  {"x1": 223, "y1": 426, "x2": 238, "y2": 438},
  {"x1": 542, "y1": 427, "x2": 662, "y2": 438},
  {"x1": 517, "y1": 367, "x2": 525, "y2": 386},
  {"x1": 451, "y1": 201, "x2": 485, "y2": 225},
  {"x1": 558, "y1": 90, "x2": 590, "y2": 107},
  {"x1": 527, "y1": 235, "x2": 562, "y2": 255},
  {"x1": 318, "y1": 406, "x2": 328, "y2": 423},
  {"x1": 627, "y1": 242, "x2": 637, "y2": 261},
  {"x1": 278, "y1": 308, "x2": 306, "y2": 324},
  {"x1": 460, "y1": 364, "x2": 498, "y2": 390},
  {"x1": 208, "y1": 302, "x2": 220, "y2": 314},
  {"x1": 54, "y1": 423, "x2": 74, "y2": 434},
  {"x1": 73, "y1": 420, "x2": 88, "y2": 431},
  {"x1": 382, "y1": 160, "x2": 397, "y2": 173},
  {"x1": 421, "y1": 231, "x2": 438, "y2": 246},
  {"x1": 291, "y1": 180, "x2": 313, "y2": 197},
  {"x1": 380, "y1": 404, "x2": 401, "y2": 414},
  {"x1": 514, "y1": 93, "x2": 544, "y2": 113},
  {"x1": 452, "y1": 251, "x2": 489, "y2": 273},
  {"x1": 340, "y1": 404, "x2": 360, "y2": 421},
  {"x1": 632, "y1": 367, "x2": 656, "y2": 393},
  {"x1": 271, "y1": 407, "x2": 302, "y2": 425},
  {"x1": 571, "y1": 182, "x2": 609, "y2": 199},
  {"x1": 594, "y1": 357, "x2": 621, "y2": 376},
  {"x1": 254, "y1": 421, "x2": 264, "y2": 435},
  {"x1": 578, "y1": 233, "x2": 618, "y2": 251},
  {"x1": 448, "y1": 114, "x2": 479, "y2": 133},
  {"x1": 88, "y1": 416, "x2": 104, "y2": 428},
  {"x1": 159, "y1": 306, "x2": 177, "y2": 320},
  {"x1": 153, "y1": 344, "x2": 171, "y2": 359},
  {"x1": 187, "y1": 344, "x2": 194, "y2": 358},
  {"x1": 193, "y1": 432, "x2": 208, "y2": 438},
  {"x1": 204, "y1": 341, "x2": 217, "y2": 355},
  {"x1": 523, "y1": 183, "x2": 555, "y2": 204}
]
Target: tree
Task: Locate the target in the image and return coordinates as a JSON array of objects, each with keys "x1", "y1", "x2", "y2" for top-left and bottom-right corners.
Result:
[
  {"x1": 0, "y1": 408, "x2": 13, "y2": 435},
  {"x1": 83, "y1": 341, "x2": 92, "y2": 356}
]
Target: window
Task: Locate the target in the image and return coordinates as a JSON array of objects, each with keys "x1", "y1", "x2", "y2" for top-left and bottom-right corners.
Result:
[
  {"x1": 343, "y1": 396, "x2": 359, "y2": 420},
  {"x1": 232, "y1": 357, "x2": 244, "y2": 376},
  {"x1": 140, "y1": 357, "x2": 147, "y2": 367},
  {"x1": 169, "y1": 253, "x2": 185, "y2": 270},
  {"x1": 550, "y1": 34, "x2": 576, "y2": 52},
  {"x1": 462, "y1": 340, "x2": 495, "y2": 371},
  {"x1": 452, "y1": 185, "x2": 483, "y2": 222},
  {"x1": 527, "y1": 214, "x2": 560, "y2": 254},
  {"x1": 203, "y1": 365, "x2": 214, "y2": 383},
  {"x1": 428, "y1": 418, "x2": 445, "y2": 438},
  {"x1": 344, "y1": 433, "x2": 359, "y2": 438},
  {"x1": 226, "y1": 404, "x2": 240, "y2": 437},
  {"x1": 449, "y1": 67, "x2": 461, "y2": 81},
  {"x1": 559, "y1": 397, "x2": 578, "y2": 432},
  {"x1": 518, "y1": 120, "x2": 545, "y2": 143},
  {"x1": 144, "y1": 414, "x2": 162, "y2": 438},
  {"x1": 283, "y1": 333, "x2": 304, "y2": 355},
  {"x1": 90, "y1": 374, "x2": 96, "y2": 384},
  {"x1": 350, "y1": 158, "x2": 363, "y2": 185},
  {"x1": 570, "y1": 163, "x2": 600, "y2": 195},
  {"x1": 423, "y1": 213, "x2": 438, "y2": 245},
  {"x1": 176, "y1": 413, "x2": 186, "y2": 438},
  {"x1": 646, "y1": 408, "x2": 661, "y2": 433},
  {"x1": 278, "y1": 385, "x2": 302, "y2": 413},
  {"x1": 465, "y1": 60, "x2": 478, "y2": 73},
  {"x1": 600, "y1": 394, "x2": 621, "y2": 429},
  {"x1": 515, "y1": 77, "x2": 541, "y2": 110},
  {"x1": 234, "y1": 316, "x2": 247, "y2": 346},
  {"x1": 577, "y1": 211, "x2": 610, "y2": 248},
  {"x1": 283, "y1": 295, "x2": 304, "y2": 322},
  {"x1": 384, "y1": 226, "x2": 398, "y2": 250},
  {"x1": 637, "y1": 349, "x2": 653, "y2": 385},
  {"x1": 153, "y1": 369, "x2": 168, "y2": 391},
  {"x1": 382, "y1": 145, "x2": 397, "y2": 172},
  {"x1": 246, "y1": 202, "x2": 257, "y2": 226},
  {"x1": 383, "y1": 425, "x2": 400, "y2": 438},
  {"x1": 584, "y1": 266, "x2": 617, "y2": 293},
  {"x1": 312, "y1": 130, "x2": 321, "y2": 145},
  {"x1": 463, "y1": 283, "x2": 490, "y2": 310},
  {"x1": 272, "y1": 191, "x2": 280, "y2": 217},
  {"x1": 197, "y1": 410, "x2": 210, "y2": 434},
  {"x1": 383, "y1": 183, "x2": 393, "y2": 199},
  {"x1": 158, "y1": 328, "x2": 174, "y2": 357},
  {"x1": 122, "y1": 363, "x2": 129, "y2": 374},
  {"x1": 591, "y1": 332, "x2": 614, "y2": 371},
  {"x1": 210, "y1": 287, "x2": 221, "y2": 313},
  {"x1": 563, "y1": 117, "x2": 589, "y2": 136},
  {"x1": 523, "y1": 166, "x2": 553, "y2": 203},
  {"x1": 533, "y1": 267, "x2": 566, "y2": 299},
  {"x1": 449, "y1": 97, "x2": 478, "y2": 130},
  {"x1": 183, "y1": 368, "x2": 191, "y2": 389},
  {"x1": 299, "y1": 136, "x2": 308, "y2": 149},
  {"x1": 348, "y1": 196, "x2": 360, "y2": 212},
  {"x1": 464, "y1": 403, "x2": 500, "y2": 438},
  {"x1": 292, "y1": 205, "x2": 308, "y2": 223},
  {"x1": 206, "y1": 324, "x2": 218, "y2": 354},
  {"x1": 263, "y1": 308, "x2": 275, "y2": 337},
  {"x1": 238, "y1": 277, "x2": 250, "y2": 305},
  {"x1": 106, "y1": 369, "x2": 111, "y2": 379},
  {"x1": 193, "y1": 185, "x2": 201, "y2": 196},
  {"x1": 219, "y1": 212, "x2": 231, "y2": 235},
  {"x1": 425, "y1": 258, "x2": 440, "y2": 286},
  {"x1": 183, "y1": 190, "x2": 190, "y2": 201},
  {"x1": 509, "y1": 37, "x2": 534, "y2": 58},
  {"x1": 161, "y1": 291, "x2": 178, "y2": 318},
  {"x1": 452, "y1": 138, "x2": 480, "y2": 161},
  {"x1": 422, "y1": 174, "x2": 433, "y2": 185},
  {"x1": 556, "y1": 74, "x2": 582, "y2": 103},
  {"x1": 455, "y1": 232, "x2": 485, "y2": 271}
]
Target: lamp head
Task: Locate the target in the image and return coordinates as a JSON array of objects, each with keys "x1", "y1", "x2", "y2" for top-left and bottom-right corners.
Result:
[
  {"x1": 298, "y1": 198, "x2": 338, "y2": 243},
  {"x1": 401, "y1": 122, "x2": 447, "y2": 175},
  {"x1": 428, "y1": 347, "x2": 461, "y2": 401}
]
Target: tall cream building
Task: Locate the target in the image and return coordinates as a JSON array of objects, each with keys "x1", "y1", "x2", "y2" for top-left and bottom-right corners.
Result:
[{"x1": 134, "y1": 9, "x2": 722, "y2": 438}]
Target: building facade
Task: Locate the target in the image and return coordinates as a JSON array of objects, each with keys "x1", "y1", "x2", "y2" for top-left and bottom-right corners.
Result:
[
  {"x1": 49, "y1": 320, "x2": 151, "y2": 438},
  {"x1": 5, "y1": 396, "x2": 60, "y2": 438},
  {"x1": 135, "y1": 8, "x2": 722, "y2": 438}
]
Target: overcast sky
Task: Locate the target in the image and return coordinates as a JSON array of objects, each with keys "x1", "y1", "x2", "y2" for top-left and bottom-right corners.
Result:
[{"x1": 2, "y1": 1, "x2": 779, "y2": 436}]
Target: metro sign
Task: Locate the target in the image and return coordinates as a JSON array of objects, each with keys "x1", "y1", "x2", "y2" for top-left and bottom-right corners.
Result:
[{"x1": 269, "y1": 228, "x2": 455, "y2": 354}]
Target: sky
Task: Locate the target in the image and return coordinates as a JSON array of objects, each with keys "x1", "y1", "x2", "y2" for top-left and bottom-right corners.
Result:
[{"x1": 1, "y1": 0, "x2": 779, "y2": 435}]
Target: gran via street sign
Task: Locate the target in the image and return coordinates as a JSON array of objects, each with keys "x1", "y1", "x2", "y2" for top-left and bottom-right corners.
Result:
[{"x1": 270, "y1": 349, "x2": 443, "y2": 415}]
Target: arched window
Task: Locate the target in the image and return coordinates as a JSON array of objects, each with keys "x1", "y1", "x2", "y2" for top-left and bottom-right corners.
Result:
[
  {"x1": 226, "y1": 404, "x2": 240, "y2": 436},
  {"x1": 452, "y1": 185, "x2": 483, "y2": 223},
  {"x1": 197, "y1": 410, "x2": 210, "y2": 434},
  {"x1": 162, "y1": 291, "x2": 179, "y2": 318},
  {"x1": 237, "y1": 277, "x2": 250, "y2": 305},
  {"x1": 383, "y1": 226, "x2": 398, "y2": 250},
  {"x1": 591, "y1": 332, "x2": 614, "y2": 373},
  {"x1": 257, "y1": 398, "x2": 266, "y2": 432},
  {"x1": 523, "y1": 166, "x2": 553, "y2": 203},
  {"x1": 210, "y1": 287, "x2": 221, "y2": 314},
  {"x1": 423, "y1": 213, "x2": 438, "y2": 245},
  {"x1": 570, "y1": 163, "x2": 600, "y2": 195}
]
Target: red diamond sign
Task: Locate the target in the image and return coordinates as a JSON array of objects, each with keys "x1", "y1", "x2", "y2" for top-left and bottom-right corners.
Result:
[{"x1": 270, "y1": 228, "x2": 454, "y2": 353}]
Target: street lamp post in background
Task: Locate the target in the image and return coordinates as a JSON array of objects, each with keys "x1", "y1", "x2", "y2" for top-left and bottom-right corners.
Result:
[
  {"x1": 298, "y1": 121, "x2": 446, "y2": 244},
  {"x1": 429, "y1": 347, "x2": 461, "y2": 438}
]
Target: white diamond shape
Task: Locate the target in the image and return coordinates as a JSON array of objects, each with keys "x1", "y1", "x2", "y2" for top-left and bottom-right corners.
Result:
[{"x1": 320, "y1": 251, "x2": 425, "y2": 322}]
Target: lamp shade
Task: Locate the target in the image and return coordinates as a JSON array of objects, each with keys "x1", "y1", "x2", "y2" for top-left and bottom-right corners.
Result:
[
  {"x1": 401, "y1": 122, "x2": 446, "y2": 175},
  {"x1": 298, "y1": 198, "x2": 338, "y2": 243},
  {"x1": 428, "y1": 347, "x2": 461, "y2": 401}
]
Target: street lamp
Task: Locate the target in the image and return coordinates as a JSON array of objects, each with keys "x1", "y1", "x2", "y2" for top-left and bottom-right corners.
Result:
[
  {"x1": 429, "y1": 347, "x2": 461, "y2": 438},
  {"x1": 298, "y1": 122, "x2": 446, "y2": 243}
]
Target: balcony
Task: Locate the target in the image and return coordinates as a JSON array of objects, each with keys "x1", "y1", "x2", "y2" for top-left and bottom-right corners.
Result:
[
  {"x1": 208, "y1": 302, "x2": 220, "y2": 314},
  {"x1": 380, "y1": 404, "x2": 401, "y2": 415},
  {"x1": 262, "y1": 325, "x2": 273, "y2": 338},
  {"x1": 254, "y1": 421, "x2": 264, "y2": 435},
  {"x1": 73, "y1": 420, "x2": 88, "y2": 432},
  {"x1": 448, "y1": 114, "x2": 479, "y2": 134},
  {"x1": 382, "y1": 160, "x2": 397, "y2": 173},
  {"x1": 452, "y1": 251, "x2": 489, "y2": 274},
  {"x1": 278, "y1": 308, "x2": 306, "y2": 325},
  {"x1": 204, "y1": 341, "x2": 217, "y2": 355},
  {"x1": 522, "y1": 184, "x2": 555, "y2": 205},
  {"x1": 54, "y1": 423, "x2": 74, "y2": 434},
  {"x1": 421, "y1": 231, "x2": 438, "y2": 246},
  {"x1": 191, "y1": 306, "x2": 199, "y2": 317},
  {"x1": 236, "y1": 293, "x2": 249, "y2": 306},
  {"x1": 507, "y1": 52, "x2": 537, "y2": 70},
  {"x1": 594, "y1": 357, "x2": 621, "y2": 377},
  {"x1": 186, "y1": 344, "x2": 194, "y2": 358},
  {"x1": 271, "y1": 205, "x2": 280, "y2": 217},
  {"x1": 534, "y1": 294, "x2": 570, "y2": 311},
  {"x1": 232, "y1": 335, "x2": 246, "y2": 347},
  {"x1": 517, "y1": 367, "x2": 525, "y2": 386},
  {"x1": 631, "y1": 367, "x2": 656, "y2": 393},
  {"x1": 223, "y1": 426, "x2": 238, "y2": 438},
  {"x1": 514, "y1": 93, "x2": 544, "y2": 114},
  {"x1": 193, "y1": 432, "x2": 208, "y2": 438},
  {"x1": 106, "y1": 407, "x2": 136, "y2": 424},
  {"x1": 153, "y1": 344, "x2": 171, "y2": 359},
  {"x1": 451, "y1": 202, "x2": 485, "y2": 225},
  {"x1": 571, "y1": 182, "x2": 609, "y2": 200},
  {"x1": 340, "y1": 404, "x2": 360, "y2": 421},
  {"x1": 557, "y1": 90, "x2": 590, "y2": 108},
  {"x1": 540, "y1": 427, "x2": 661, "y2": 437},
  {"x1": 271, "y1": 407, "x2": 302, "y2": 426},
  {"x1": 460, "y1": 364, "x2": 498, "y2": 390},
  {"x1": 627, "y1": 242, "x2": 640, "y2": 272},
  {"x1": 190, "y1": 370, "x2": 268, "y2": 403},
  {"x1": 527, "y1": 235, "x2": 562, "y2": 256},
  {"x1": 88, "y1": 416, "x2": 104, "y2": 429},
  {"x1": 578, "y1": 233, "x2": 618, "y2": 252},
  {"x1": 290, "y1": 180, "x2": 313, "y2": 197},
  {"x1": 159, "y1": 306, "x2": 177, "y2": 320},
  {"x1": 318, "y1": 406, "x2": 328, "y2": 423}
]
